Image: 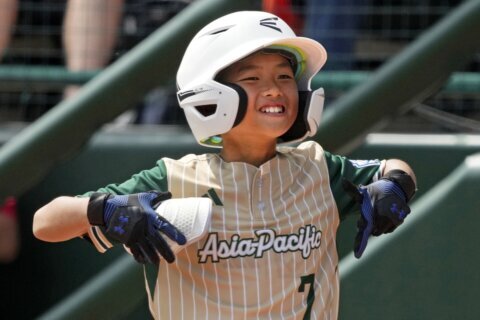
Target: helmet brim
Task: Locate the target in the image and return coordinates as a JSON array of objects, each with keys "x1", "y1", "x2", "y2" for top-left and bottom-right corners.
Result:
[{"x1": 209, "y1": 36, "x2": 327, "y2": 91}]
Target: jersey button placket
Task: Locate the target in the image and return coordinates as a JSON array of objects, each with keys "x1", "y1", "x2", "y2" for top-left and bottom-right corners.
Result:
[
  {"x1": 257, "y1": 177, "x2": 265, "y2": 210},
  {"x1": 258, "y1": 164, "x2": 270, "y2": 217},
  {"x1": 257, "y1": 201, "x2": 266, "y2": 211},
  {"x1": 257, "y1": 177, "x2": 263, "y2": 201},
  {"x1": 251, "y1": 171, "x2": 265, "y2": 219}
]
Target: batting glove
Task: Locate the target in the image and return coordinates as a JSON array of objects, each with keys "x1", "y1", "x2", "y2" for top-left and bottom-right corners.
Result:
[
  {"x1": 87, "y1": 191, "x2": 186, "y2": 265},
  {"x1": 342, "y1": 170, "x2": 416, "y2": 259}
]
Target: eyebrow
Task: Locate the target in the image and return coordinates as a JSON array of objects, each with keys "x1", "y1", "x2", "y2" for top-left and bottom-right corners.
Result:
[{"x1": 236, "y1": 61, "x2": 292, "y2": 74}]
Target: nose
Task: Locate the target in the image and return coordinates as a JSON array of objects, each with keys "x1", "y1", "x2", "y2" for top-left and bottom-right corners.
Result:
[{"x1": 262, "y1": 80, "x2": 282, "y2": 97}]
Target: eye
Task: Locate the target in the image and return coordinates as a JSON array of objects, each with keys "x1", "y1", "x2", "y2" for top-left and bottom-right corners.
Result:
[
  {"x1": 239, "y1": 76, "x2": 259, "y2": 81},
  {"x1": 278, "y1": 74, "x2": 294, "y2": 80}
]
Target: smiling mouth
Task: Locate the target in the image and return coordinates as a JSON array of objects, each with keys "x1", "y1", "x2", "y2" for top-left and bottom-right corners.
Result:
[{"x1": 259, "y1": 106, "x2": 285, "y2": 114}]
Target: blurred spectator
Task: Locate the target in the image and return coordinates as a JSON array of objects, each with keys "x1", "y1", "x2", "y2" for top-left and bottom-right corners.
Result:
[
  {"x1": 262, "y1": 0, "x2": 304, "y2": 34},
  {"x1": 136, "y1": 86, "x2": 187, "y2": 125},
  {"x1": 63, "y1": 0, "x2": 124, "y2": 98},
  {"x1": 0, "y1": 197, "x2": 19, "y2": 263},
  {"x1": 302, "y1": 0, "x2": 367, "y2": 70},
  {"x1": 263, "y1": 0, "x2": 365, "y2": 70},
  {"x1": 0, "y1": 0, "x2": 18, "y2": 61},
  {"x1": 120, "y1": 0, "x2": 191, "y2": 125},
  {"x1": 1, "y1": 0, "x2": 189, "y2": 124},
  {"x1": 0, "y1": 0, "x2": 124, "y2": 100}
]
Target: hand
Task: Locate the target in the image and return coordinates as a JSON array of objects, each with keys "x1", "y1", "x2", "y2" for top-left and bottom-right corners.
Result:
[
  {"x1": 87, "y1": 191, "x2": 186, "y2": 265},
  {"x1": 343, "y1": 170, "x2": 415, "y2": 259}
]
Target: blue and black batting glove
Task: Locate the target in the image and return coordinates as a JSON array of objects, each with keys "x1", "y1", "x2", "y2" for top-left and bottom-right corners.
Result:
[
  {"x1": 342, "y1": 170, "x2": 416, "y2": 259},
  {"x1": 87, "y1": 191, "x2": 186, "y2": 265}
]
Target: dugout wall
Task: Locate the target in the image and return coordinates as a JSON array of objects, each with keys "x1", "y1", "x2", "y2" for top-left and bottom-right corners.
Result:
[{"x1": 1, "y1": 128, "x2": 479, "y2": 319}]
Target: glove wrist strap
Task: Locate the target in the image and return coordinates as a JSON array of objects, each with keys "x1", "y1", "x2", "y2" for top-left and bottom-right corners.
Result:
[
  {"x1": 383, "y1": 170, "x2": 417, "y2": 202},
  {"x1": 87, "y1": 192, "x2": 110, "y2": 226}
]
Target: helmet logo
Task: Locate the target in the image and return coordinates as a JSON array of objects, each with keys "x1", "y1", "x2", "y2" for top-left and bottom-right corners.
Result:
[
  {"x1": 260, "y1": 17, "x2": 282, "y2": 33},
  {"x1": 177, "y1": 88, "x2": 212, "y2": 102}
]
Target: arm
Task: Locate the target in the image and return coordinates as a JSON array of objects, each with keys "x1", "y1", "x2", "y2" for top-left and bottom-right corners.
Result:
[
  {"x1": 33, "y1": 192, "x2": 186, "y2": 265},
  {"x1": 33, "y1": 160, "x2": 170, "y2": 243},
  {"x1": 33, "y1": 196, "x2": 90, "y2": 242},
  {"x1": 383, "y1": 158, "x2": 417, "y2": 187}
]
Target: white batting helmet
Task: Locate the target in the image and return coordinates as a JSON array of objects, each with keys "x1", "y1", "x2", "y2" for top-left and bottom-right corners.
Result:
[{"x1": 176, "y1": 10, "x2": 327, "y2": 147}]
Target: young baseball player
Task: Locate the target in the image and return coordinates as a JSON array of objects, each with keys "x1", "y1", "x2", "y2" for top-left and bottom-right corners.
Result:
[{"x1": 33, "y1": 11, "x2": 417, "y2": 319}]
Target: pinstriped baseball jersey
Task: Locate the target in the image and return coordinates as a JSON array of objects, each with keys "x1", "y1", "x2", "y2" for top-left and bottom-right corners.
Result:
[{"x1": 86, "y1": 141, "x2": 382, "y2": 319}]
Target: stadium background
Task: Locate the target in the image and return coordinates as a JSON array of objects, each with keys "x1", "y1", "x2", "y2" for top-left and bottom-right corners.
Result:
[{"x1": 0, "y1": 0, "x2": 478, "y2": 319}]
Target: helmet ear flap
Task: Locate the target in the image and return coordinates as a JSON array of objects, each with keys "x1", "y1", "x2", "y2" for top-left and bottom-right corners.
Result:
[
  {"x1": 278, "y1": 91, "x2": 309, "y2": 143},
  {"x1": 279, "y1": 88, "x2": 324, "y2": 144},
  {"x1": 177, "y1": 80, "x2": 250, "y2": 147},
  {"x1": 220, "y1": 82, "x2": 248, "y2": 128}
]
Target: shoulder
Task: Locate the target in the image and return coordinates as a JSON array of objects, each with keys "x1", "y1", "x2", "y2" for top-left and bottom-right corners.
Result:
[
  {"x1": 161, "y1": 153, "x2": 218, "y2": 170},
  {"x1": 296, "y1": 140, "x2": 325, "y2": 156},
  {"x1": 278, "y1": 140, "x2": 325, "y2": 161},
  {"x1": 275, "y1": 141, "x2": 330, "y2": 175}
]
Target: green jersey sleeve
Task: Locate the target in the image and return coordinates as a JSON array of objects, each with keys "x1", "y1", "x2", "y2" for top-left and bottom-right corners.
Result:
[
  {"x1": 82, "y1": 159, "x2": 169, "y2": 196},
  {"x1": 324, "y1": 150, "x2": 383, "y2": 220}
]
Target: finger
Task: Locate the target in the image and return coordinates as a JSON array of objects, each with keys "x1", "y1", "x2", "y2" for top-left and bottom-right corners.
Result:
[
  {"x1": 399, "y1": 205, "x2": 411, "y2": 219},
  {"x1": 354, "y1": 230, "x2": 368, "y2": 258},
  {"x1": 359, "y1": 188, "x2": 374, "y2": 225},
  {"x1": 135, "y1": 192, "x2": 169, "y2": 212},
  {"x1": 129, "y1": 243, "x2": 147, "y2": 264},
  {"x1": 156, "y1": 217, "x2": 187, "y2": 245},
  {"x1": 149, "y1": 233, "x2": 175, "y2": 263},
  {"x1": 372, "y1": 216, "x2": 392, "y2": 236},
  {"x1": 149, "y1": 191, "x2": 172, "y2": 208},
  {"x1": 354, "y1": 193, "x2": 375, "y2": 258},
  {"x1": 354, "y1": 216, "x2": 372, "y2": 258},
  {"x1": 138, "y1": 239, "x2": 160, "y2": 266}
]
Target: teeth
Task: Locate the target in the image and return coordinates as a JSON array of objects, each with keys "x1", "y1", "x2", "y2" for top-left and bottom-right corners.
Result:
[{"x1": 261, "y1": 106, "x2": 284, "y2": 113}]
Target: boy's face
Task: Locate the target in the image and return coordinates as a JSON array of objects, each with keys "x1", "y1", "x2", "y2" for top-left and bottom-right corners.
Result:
[{"x1": 219, "y1": 51, "x2": 299, "y2": 144}]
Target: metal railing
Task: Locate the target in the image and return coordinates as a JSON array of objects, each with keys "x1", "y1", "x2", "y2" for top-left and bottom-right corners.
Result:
[{"x1": 0, "y1": 66, "x2": 478, "y2": 94}]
